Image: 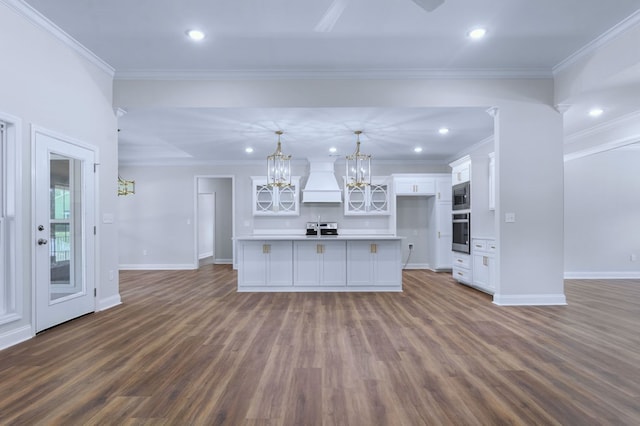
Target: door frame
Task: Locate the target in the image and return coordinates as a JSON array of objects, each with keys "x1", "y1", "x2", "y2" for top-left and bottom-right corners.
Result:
[
  {"x1": 193, "y1": 175, "x2": 235, "y2": 269},
  {"x1": 31, "y1": 126, "x2": 99, "y2": 331}
]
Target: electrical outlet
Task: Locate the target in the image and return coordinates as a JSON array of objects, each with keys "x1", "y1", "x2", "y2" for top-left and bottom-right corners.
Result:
[{"x1": 409, "y1": 244, "x2": 414, "y2": 250}]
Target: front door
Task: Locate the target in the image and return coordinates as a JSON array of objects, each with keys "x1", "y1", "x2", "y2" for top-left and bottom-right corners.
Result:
[{"x1": 34, "y1": 131, "x2": 95, "y2": 333}]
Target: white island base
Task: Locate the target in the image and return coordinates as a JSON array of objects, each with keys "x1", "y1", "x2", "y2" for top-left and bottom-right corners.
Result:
[{"x1": 236, "y1": 236, "x2": 403, "y2": 292}]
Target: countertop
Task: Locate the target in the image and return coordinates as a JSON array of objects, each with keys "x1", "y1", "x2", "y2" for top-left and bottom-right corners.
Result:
[{"x1": 235, "y1": 235, "x2": 404, "y2": 241}]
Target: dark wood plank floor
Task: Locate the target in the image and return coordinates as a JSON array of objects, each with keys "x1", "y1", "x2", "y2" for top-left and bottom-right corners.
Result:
[{"x1": 1, "y1": 266, "x2": 639, "y2": 425}]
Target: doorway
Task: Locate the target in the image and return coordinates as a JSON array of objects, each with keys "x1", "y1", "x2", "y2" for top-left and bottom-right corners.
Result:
[
  {"x1": 195, "y1": 176, "x2": 234, "y2": 268},
  {"x1": 34, "y1": 129, "x2": 96, "y2": 332}
]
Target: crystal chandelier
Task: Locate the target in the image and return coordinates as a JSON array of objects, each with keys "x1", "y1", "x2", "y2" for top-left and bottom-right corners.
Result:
[
  {"x1": 267, "y1": 130, "x2": 291, "y2": 187},
  {"x1": 345, "y1": 130, "x2": 371, "y2": 188}
]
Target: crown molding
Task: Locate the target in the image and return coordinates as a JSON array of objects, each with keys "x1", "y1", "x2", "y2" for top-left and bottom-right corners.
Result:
[
  {"x1": 448, "y1": 135, "x2": 495, "y2": 163},
  {"x1": 553, "y1": 9, "x2": 640, "y2": 75},
  {"x1": 563, "y1": 110, "x2": 640, "y2": 161},
  {"x1": 1, "y1": 0, "x2": 114, "y2": 77},
  {"x1": 114, "y1": 67, "x2": 552, "y2": 81}
]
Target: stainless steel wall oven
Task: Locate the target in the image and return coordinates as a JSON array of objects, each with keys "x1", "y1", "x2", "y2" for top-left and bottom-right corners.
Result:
[{"x1": 452, "y1": 212, "x2": 470, "y2": 253}]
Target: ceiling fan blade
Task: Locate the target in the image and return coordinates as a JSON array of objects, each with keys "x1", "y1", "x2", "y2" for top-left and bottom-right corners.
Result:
[
  {"x1": 314, "y1": 0, "x2": 351, "y2": 32},
  {"x1": 409, "y1": 0, "x2": 445, "y2": 12}
]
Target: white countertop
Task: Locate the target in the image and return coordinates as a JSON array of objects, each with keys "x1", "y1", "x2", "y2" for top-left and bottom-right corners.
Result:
[{"x1": 235, "y1": 235, "x2": 404, "y2": 241}]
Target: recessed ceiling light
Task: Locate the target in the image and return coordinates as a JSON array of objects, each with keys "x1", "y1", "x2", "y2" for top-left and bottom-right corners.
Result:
[
  {"x1": 186, "y1": 29, "x2": 205, "y2": 41},
  {"x1": 468, "y1": 28, "x2": 487, "y2": 40},
  {"x1": 329, "y1": 147, "x2": 337, "y2": 153},
  {"x1": 438, "y1": 127, "x2": 450, "y2": 135},
  {"x1": 414, "y1": 147, "x2": 423, "y2": 153},
  {"x1": 588, "y1": 108, "x2": 604, "y2": 117},
  {"x1": 245, "y1": 147, "x2": 254, "y2": 153}
]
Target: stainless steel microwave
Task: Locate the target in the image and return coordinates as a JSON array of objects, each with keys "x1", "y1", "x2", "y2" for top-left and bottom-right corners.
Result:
[{"x1": 452, "y1": 181, "x2": 470, "y2": 211}]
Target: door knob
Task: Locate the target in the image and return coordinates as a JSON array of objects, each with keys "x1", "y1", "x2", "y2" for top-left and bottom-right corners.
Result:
[
  {"x1": 38, "y1": 225, "x2": 45, "y2": 231},
  {"x1": 37, "y1": 238, "x2": 48, "y2": 245}
]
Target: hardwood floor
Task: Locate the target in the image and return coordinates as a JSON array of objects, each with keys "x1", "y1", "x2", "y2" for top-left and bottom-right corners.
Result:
[{"x1": 1, "y1": 266, "x2": 639, "y2": 425}]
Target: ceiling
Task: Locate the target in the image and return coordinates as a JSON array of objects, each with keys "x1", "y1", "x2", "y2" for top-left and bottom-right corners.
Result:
[{"x1": 22, "y1": 0, "x2": 640, "y2": 164}]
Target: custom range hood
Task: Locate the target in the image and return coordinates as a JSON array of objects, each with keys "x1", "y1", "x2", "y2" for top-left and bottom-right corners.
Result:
[{"x1": 302, "y1": 158, "x2": 342, "y2": 203}]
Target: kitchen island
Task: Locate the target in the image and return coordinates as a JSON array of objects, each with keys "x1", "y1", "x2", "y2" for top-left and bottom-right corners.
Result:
[{"x1": 236, "y1": 235, "x2": 403, "y2": 292}]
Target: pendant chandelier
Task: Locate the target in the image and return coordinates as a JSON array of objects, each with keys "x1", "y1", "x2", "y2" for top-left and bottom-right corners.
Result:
[
  {"x1": 346, "y1": 130, "x2": 371, "y2": 188},
  {"x1": 117, "y1": 175, "x2": 135, "y2": 196},
  {"x1": 267, "y1": 130, "x2": 291, "y2": 187}
]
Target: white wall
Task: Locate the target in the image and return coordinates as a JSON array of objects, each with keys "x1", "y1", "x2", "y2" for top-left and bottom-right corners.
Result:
[
  {"x1": 0, "y1": 2, "x2": 119, "y2": 346},
  {"x1": 564, "y1": 146, "x2": 640, "y2": 278}
]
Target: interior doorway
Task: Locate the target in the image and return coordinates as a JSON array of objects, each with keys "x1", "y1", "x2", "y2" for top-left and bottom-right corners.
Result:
[{"x1": 194, "y1": 176, "x2": 234, "y2": 268}]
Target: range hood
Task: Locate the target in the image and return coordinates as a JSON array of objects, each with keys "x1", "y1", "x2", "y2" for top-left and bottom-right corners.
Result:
[{"x1": 302, "y1": 158, "x2": 342, "y2": 203}]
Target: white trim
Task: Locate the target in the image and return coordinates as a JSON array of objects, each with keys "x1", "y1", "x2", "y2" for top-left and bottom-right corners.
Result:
[
  {"x1": 119, "y1": 264, "x2": 197, "y2": 271},
  {"x1": 563, "y1": 110, "x2": 640, "y2": 162},
  {"x1": 115, "y1": 67, "x2": 552, "y2": 81},
  {"x1": 238, "y1": 285, "x2": 402, "y2": 293},
  {"x1": 0, "y1": 0, "x2": 114, "y2": 77},
  {"x1": 198, "y1": 251, "x2": 214, "y2": 260},
  {"x1": 97, "y1": 294, "x2": 122, "y2": 311},
  {"x1": 402, "y1": 263, "x2": 430, "y2": 270},
  {"x1": 492, "y1": 293, "x2": 567, "y2": 306},
  {"x1": 0, "y1": 324, "x2": 32, "y2": 351},
  {"x1": 214, "y1": 258, "x2": 233, "y2": 264},
  {"x1": 0, "y1": 111, "x2": 23, "y2": 325},
  {"x1": 553, "y1": 9, "x2": 640, "y2": 74},
  {"x1": 448, "y1": 136, "x2": 494, "y2": 164},
  {"x1": 564, "y1": 271, "x2": 640, "y2": 279}
]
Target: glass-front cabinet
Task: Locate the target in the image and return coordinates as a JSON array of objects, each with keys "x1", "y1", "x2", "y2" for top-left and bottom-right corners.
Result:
[
  {"x1": 252, "y1": 176, "x2": 300, "y2": 216},
  {"x1": 344, "y1": 177, "x2": 390, "y2": 215}
]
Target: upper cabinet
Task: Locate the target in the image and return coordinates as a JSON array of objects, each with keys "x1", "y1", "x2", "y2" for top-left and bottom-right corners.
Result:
[
  {"x1": 344, "y1": 177, "x2": 390, "y2": 215},
  {"x1": 393, "y1": 175, "x2": 436, "y2": 195},
  {"x1": 450, "y1": 155, "x2": 471, "y2": 184},
  {"x1": 252, "y1": 176, "x2": 301, "y2": 216}
]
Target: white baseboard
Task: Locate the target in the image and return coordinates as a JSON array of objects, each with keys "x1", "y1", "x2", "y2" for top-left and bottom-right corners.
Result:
[
  {"x1": 198, "y1": 252, "x2": 213, "y2": 260},
  {"x1": 0, "y1": 325, "x2": 33, "y2": 351},
  {"x1": 402, "y1": 263, "x2": 430, "y2": 270},
  {"x1": 119, "y1": 263, "x2": 197, "y2": 271},
  {"x1": 97, "y1": 294, "x2": 122, "y2": 311},
  {"x1": 564, "y1": 271, "x2": 640, "y2": 279},
  {"x1": 493, "y1": 293, "x2": 567, "y2": 306},
  {"x1": 214, "y1": 258, "x2": 233, "y2": 264}
]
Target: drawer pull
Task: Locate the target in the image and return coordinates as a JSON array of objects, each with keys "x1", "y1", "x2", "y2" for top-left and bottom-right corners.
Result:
[
  {"x1": 262, "y1": 244, "x2": 270, "y2": 254},
  {"x1": 370, "y1": 243, "x2": 377, "y2": 254},
  {"x1": 457, "y1": 272, "x2": 464, "y2": 276},
  {"x1": 457, "y1": 259, "x2": 463, "y2": 263}
]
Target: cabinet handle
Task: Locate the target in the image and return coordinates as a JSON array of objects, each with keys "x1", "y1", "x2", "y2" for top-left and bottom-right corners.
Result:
[
  {"x1": 437, "y1": 192, "x2": 441, "y2": 200},
  {"x1": 483, "y1": 256, "x2": 488, "y2": 266},
  {"x1": 457, "y1": 272, "x2": 464, "y2": 276},
  {"x1": 263, "y1": 244, "x2": 270, "y2": 254},
  {"x1": 317, "y1": 244, "x2": 324, "y2": 254},
  {"x1": 438, "y1": 231, "x2": 441, "y2": 238},
  {"x1": 490, "y1": 245, "x2": 496, "y2": 250},
  {"x1": 475, "y1": 244, "x2": 482, "y2": 248},
  {"x1": 370, "y1": 243, "x2": 377, "y2": 254},
  {"x1": 457, "y1": 172, "x2": 461, "y2": 181},
  {"x1": 457, "y1": 259, "x2": 463, "y2": 263}
]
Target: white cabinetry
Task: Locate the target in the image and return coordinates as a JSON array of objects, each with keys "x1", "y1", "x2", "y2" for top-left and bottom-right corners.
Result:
[
  {"x1": 252, "y1": 176, "x2": 300, "y2": 216},
  {"x1": 238, "y1": 241, "x2": 293, "y2": 287},
  {"x1": 431, "y1": 176, "x2": 452, "y2": 270},
  {"x1": 394, "y1": 175, "x2": 436, "y2": 195},
  {"x1": 450, "y1": 155, "x2": 471, "y2": 184},
  {"x1": 344, "y1": 177, "x2": 390, "y2": 215},
  {"x1": 452, "y1": 252, "x2": 472, "y2": 285},
  {"x1": 346, "y1": 240, "x2": 401, "y2": 286},
  {"x1": 472, "y1": 238, "x2": 496, "y2": 294},
  {"x1": 293, "y1": 241, "x2": 346, "y2": 286}
]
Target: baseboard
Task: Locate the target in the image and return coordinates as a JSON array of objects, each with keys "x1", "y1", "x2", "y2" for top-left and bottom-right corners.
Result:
[
  {"x1": 493, "y1": 293, "x2": 567, "y2": 306},
  {"x1": 0, "y1": 324, "x2": 33, "y2": 351},
  {"x1": 564, "y1": 271, "x2": 640, "y2": 279},
  {"x1": 214, "y1": 258, "x2": 233, "y2": 264},
  {"x1": 402, "y1": 263, "x2": 430, "y2": 270},
  {"x1": 119, "y1": 264, "x2": 197, "y2": 271},
  {"x1": 198, "y1": 252, "x2": 213, "y2": 260},
  {"x1": 97, "y1": 294, "x2": 122, "y2": 311}
]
